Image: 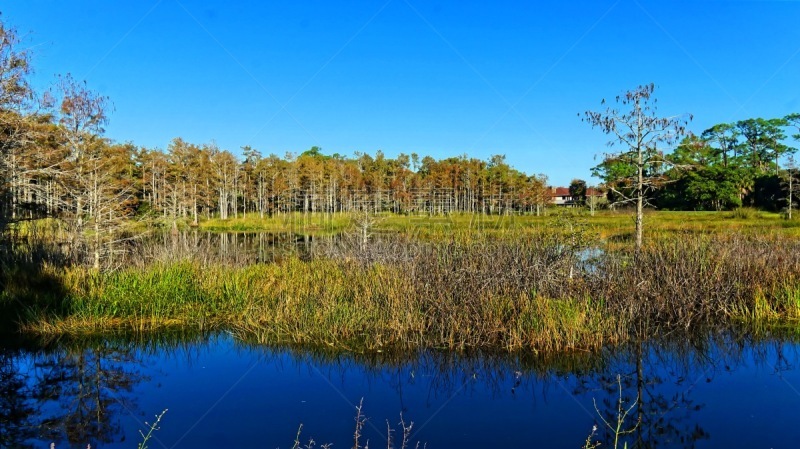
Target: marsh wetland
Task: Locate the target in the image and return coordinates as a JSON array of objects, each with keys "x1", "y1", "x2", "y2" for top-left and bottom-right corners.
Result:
[
  {"x1": 3, "y1": 211, "x2": 800, "y2": 448},
  {"x1": 3, "y1": 3, "x2": 800, "y2": 447}
]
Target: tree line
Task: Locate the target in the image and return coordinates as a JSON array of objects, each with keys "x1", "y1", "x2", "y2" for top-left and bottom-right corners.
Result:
[
  {"x1": 582, "y1": 83, "x2": 799, "y2": 249},
  {"x1": 657, "y1": 115, "x2": 799, "y2": 211},
  {"x1": 132, "y1": 144, "x2": 552, "y2": 221},
  {"x1": 590, "y1": 105, "x2": 800, "y2": 213},
  {"x1": 0, "y1": 16, "x2": 554, "y2": 267},
  {"x1": 3, "y1": 14, "x2": 800, "y2": 268}
]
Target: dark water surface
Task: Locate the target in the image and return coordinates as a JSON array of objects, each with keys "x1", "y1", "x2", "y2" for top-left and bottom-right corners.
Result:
[{"x1": 3, "y1": 332, "x2": 800, "y2": 449}]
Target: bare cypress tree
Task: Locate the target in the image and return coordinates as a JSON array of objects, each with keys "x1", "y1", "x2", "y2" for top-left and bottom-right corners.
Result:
[
  {"x1": 785, "y1": 156, "x2": 799, "y2": 220},
  {"x1": 584, "y1": 84, "x2": 691, "y2": 249},
  {"x1": 0, "y1": 16, "x2": 33, "y2": 234},
  {"x1": 52, "y1": 74, "x2": 119, "y2": 267}
]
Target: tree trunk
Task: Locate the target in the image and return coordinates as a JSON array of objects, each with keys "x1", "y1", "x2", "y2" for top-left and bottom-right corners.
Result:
[
  {"x1": 789, "y1": 173, "x2": 793, "y2": 220},
  {"x1": 93, "y1": 220, "x2": 100, "y2": 270},
  {"x1": 635, "y1": 144, "x2": 644, "y2": 251},
  {"x1": 193, "y1": 184, "x2": 198, "y2": 225}
]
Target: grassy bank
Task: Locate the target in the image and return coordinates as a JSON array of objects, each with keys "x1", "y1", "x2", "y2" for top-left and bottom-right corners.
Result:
[
  {"x1": 20, "y1": 258, "x2": 622, "y2": 352},
  {"x1": 11, "y1": 230, "x2": 800, "y2": 353}
]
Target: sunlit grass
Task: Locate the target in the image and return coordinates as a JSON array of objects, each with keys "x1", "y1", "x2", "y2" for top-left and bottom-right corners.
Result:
[
  {"x1": 8, "y1": 208, "x2": 800, "y2": 353},
  {"x1": 199, "y1": 212, "x2": 352, "y2": 234},
  {"x1": 11, "y1": 209, "x2": 800, "y2": 243},
  {"x1": 13, "y1": 228, "x2": 800, "y2": 354},
  {"x1": 190, "y1": 209, "x2": 800, "y2": 241}
]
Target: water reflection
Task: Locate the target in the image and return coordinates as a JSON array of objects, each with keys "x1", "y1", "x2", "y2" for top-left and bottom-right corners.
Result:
[
  {"x1": 0, "y1": 349, "x2": 37, "y2": 448},
  {"x1": 575, "y1": 340, "x2": 710, "y2": 449},
  {"x1": 131, "y1": 230, "x2": 426, "y2": 266},
  {"x1": 34, "y1": 345, "x2": 143, "y2": 447},
  {"x1": 1, "y1": 331, "x2": 798, "y2": 448},
  {"x1": 132, "y1": 231, "x2": 317, "y2": 265},
  {"x1": 0, "y1": 332, "x2": 200, "y2": 449}
]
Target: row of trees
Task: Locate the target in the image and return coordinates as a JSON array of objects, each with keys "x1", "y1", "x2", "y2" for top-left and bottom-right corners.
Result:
[
  {"x1": 657, "y1": 116, "x2": 799, "y2": 211},
  {"x1": 134, "y1": 144, "x2": 552, "y2": 221},
  {"x1": 589, "y1": 88, "x2": 799, "y2": 214},
  {"x1": 0, "y1": 16, "x2": 553, "y2": 268},
  {"x1": 6, "y1": 122, "x2": 555, "y2": 226}
]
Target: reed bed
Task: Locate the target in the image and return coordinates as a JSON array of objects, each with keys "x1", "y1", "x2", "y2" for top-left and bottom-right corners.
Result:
[
  {"x1": 193, "y1": 210, "x2": 800, "y2": 240},
  {"x1": 13, "y1": 229, "x2": 800, "y2": 354},
  {"x1": 200, "y1": 212, "x2": 353, "y2": 234}
]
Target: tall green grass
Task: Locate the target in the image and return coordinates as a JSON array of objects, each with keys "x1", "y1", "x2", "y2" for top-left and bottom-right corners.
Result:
[
  {"x1": 200, "y1": 212, "x2": 353, "y2": 234},
  {"x1": 190, "y1": 209, "x2": 800, "y2": 240},
  {"x1": 16, "y1": 229, "x2": 800, "y2": 354}
]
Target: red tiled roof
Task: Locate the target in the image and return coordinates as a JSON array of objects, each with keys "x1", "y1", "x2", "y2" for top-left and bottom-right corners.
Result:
[
  {"x1": 548, "y1": 186, "x2": 604, "y2": 198},
  {"x1": 552, "y1": 187, "x2": 570, "y2": 196}
]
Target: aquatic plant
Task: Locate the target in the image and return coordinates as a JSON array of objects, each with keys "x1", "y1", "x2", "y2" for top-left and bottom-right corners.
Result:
[{"x1": 137, "y1": 409, "x2": 167, "y2": 449}]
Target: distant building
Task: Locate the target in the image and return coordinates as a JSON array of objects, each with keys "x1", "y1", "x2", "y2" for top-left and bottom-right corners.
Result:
[
  {"x1": 549, "y1": 187, "x2": 572, "y2": 206},
  {"x1": 548, "y1": 186, "x2": 604, "y2": 207}
]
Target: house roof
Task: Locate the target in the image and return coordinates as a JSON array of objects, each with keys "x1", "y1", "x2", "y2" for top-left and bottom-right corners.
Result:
[
  {"x1": 551, "y1": 187, "x2": 570, "y2": 196},
  {"x1": 548, "y1": 186, "x2": 604, "y2": 197}
]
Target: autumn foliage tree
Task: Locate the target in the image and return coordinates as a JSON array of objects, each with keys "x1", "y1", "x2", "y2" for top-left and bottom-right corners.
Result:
[
  {"x1": 0, "y1": 16, "x2": 34, "y2": 231},
  {"x1": 51, "y1": 74, "x2": 133, "y2": 268}
]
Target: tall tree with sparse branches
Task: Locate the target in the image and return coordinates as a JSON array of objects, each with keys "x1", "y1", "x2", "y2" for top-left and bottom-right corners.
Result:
[
  {"x1": 52, "y1": 74, "x2": 119, "y2": 268},
  {"x1": 0, "y1": 15, "x2": 34, "y2": 232},
  {"x1": 584, "y1": 84, "x2": 691, "y2": 249},
  {"x1": 785, "y1": 156, "x2": 798, "y2": 220}
]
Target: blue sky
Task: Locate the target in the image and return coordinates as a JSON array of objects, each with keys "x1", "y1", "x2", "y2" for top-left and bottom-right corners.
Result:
[{"x1": 6, "y1": 0, "x2": 800, "y2": 186}]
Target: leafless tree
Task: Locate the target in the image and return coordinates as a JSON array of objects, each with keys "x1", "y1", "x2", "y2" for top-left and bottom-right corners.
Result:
[{"x1": 584, "y1": 84, "x2": 691, "y2": 249}]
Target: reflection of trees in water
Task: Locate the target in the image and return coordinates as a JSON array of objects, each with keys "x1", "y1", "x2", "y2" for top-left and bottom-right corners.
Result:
[
  {"x1": 236, "y1": 332, "x2": 799, "y2": 449},
  {"x1": 128, "y1": 231, "x2": 318, "y2": 266},
  {"x1": 0, "y1": 350, "x2": 38, "y2": 449},
  {"x1": 0, "y1": 331, "x2": 208, "y2": 447},
  {"x1": 583, "y1": 339, "x2": 710, "y2": 449},
  {"x1": 0, "y1": 340, "x2": 147, "y2": 448},
  {"x1": 574, "y1": 331, "x2": 798, "y2": 449},
  {"x1": 131, "y1": 230, "x2": 443, "y2": 267},
  {"x1": 34, "y1": 345, "x2": 143, "y2": 446},
  {"x1": 1, "y1": 330, "x2": 798, "y2": 448}
]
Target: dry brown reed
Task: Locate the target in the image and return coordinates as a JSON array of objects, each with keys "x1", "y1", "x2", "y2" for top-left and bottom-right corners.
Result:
[{"x1": 14, "y1": 229, "x2": 800, "y2": 354}]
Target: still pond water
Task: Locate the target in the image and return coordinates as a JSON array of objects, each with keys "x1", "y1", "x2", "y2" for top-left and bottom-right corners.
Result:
[{"x1": 3, "y1": 332, "x2": 800, "y2": 448}]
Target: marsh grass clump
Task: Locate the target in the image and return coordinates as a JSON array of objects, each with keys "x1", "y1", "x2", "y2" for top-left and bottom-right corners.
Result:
[
  {"x1": 590, "y1": 234, "x2": 800, "y2": 328},
  {"x1": 14, "y1": 226, "x2": 800, "y2": 354},
  {"x1": 726, "y1": 207, "x2": 761, "y2": 220}
]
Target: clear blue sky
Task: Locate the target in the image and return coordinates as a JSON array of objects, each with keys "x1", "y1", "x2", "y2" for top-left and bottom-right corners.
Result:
[{"x1": 6, "y1": 0, "x2": 800, "y2": 186}]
